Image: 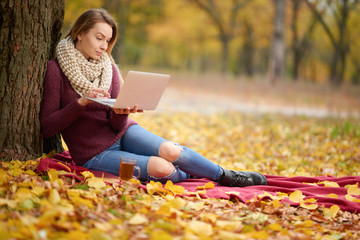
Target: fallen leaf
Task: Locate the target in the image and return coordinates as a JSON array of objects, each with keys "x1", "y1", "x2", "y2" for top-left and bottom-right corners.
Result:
[
  {"x1": 289, "y1": 190, "x2": 304, "y2": 203},
  {"x1": 129, "y1": 213, "x2": 148, "y2": 225},
  {"x1": 86, "y1": 177, "x2": 106, "y2": 189},
  {"x1": 323, "y1": 205, "x2": 340, "y2": 218}
]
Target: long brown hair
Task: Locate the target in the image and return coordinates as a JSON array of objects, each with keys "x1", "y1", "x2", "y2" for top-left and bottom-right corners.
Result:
[{"x1": 66, "y1": 9, "x2": 118, "y2": 62}]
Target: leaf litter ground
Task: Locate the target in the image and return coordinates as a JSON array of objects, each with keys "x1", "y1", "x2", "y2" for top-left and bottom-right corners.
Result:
[{"x1": 1, "y1": 112, "x2": 360, "y2": 240}]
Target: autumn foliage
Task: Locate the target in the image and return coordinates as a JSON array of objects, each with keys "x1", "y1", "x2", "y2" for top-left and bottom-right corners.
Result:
[{"x1": 1, "y1": 113, "x2": 360, "y2": 239}]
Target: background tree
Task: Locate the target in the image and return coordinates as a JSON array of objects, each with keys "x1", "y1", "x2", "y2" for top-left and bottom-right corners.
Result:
[
  {"x1": 103, "y1": 0, "x2": 164, "y2": 65},
  {"x1": 290, "y1": 0, "x2": 317, "y2": 81},
  {"x1": 0, "y1": 0, "x2": 64, "y2": 160},
  {"x1": 268, "y1": 0, "x2": 286, "y2": 84},
  {"x1": 187, "y1": 0, "x2": 251, "y2": 73},
  {"x1": 305, "y1": 0, "x2": 359, "y2": 85}
]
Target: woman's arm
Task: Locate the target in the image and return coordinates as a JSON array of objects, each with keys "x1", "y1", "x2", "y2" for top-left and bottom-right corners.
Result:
[
  {"x1": 40, "y1": 60, "x2": 86, "y2": 138},
  {"x1": 108, "y1": 64, "x2": 134, "y2": 131}
]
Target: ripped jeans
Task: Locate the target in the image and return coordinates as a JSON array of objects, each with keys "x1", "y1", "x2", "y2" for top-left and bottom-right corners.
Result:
[{"x1": 82, "y1": 124, "x2": 223, "y2": 183}]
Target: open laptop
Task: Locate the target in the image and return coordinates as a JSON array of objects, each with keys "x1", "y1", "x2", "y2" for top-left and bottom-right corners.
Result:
[{"x1": 85, "y1": 71, "x2": 170, "y2": 110}]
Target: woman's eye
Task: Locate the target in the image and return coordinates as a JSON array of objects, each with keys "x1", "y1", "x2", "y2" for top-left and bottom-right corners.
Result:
[{"x1": 97, "y1": 37, "x2": 102, "y2": 41}]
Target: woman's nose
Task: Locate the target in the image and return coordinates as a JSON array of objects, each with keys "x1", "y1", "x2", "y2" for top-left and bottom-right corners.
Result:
[{"x1": 100, "y1": 41, "x2": 108, "y2": 50}]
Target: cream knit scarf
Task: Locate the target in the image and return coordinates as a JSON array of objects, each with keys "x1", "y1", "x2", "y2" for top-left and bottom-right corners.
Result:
[{"x1": 55, "y1": 36, "x2": 112, "y2": 96}]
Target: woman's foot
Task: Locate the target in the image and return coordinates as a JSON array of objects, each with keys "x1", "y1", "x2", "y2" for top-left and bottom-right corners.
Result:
[{"x1": 218, "y1": 168, "x2": 267, "y2": 187}]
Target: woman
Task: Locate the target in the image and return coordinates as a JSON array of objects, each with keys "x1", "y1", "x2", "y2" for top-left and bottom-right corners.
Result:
[{"x1": 40, "y1": 8, "x2": 267, "y2": 187}]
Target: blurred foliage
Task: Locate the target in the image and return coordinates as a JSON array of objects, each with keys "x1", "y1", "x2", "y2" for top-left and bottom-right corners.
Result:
[{"x1": 63, "y1": 0, "x2": 360, "y2": 83}]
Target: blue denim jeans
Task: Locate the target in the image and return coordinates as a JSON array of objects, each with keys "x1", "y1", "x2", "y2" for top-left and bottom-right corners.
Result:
[{"x1": 82, "y1": 124, "x2": 223, "y2": 183}]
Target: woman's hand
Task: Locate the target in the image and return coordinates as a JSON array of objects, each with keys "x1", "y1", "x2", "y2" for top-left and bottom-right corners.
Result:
[
  {"x1": 78, "y1": 88, "x2": 111, "y2": 106},
  {"x1": 114, "y1": 105, "x2": 144, "y2": 115}
]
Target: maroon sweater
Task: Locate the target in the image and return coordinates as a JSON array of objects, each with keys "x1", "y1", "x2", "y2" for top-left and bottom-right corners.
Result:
[{"x1": 40, "y1": 59, "x2": 136, "y2": 165}]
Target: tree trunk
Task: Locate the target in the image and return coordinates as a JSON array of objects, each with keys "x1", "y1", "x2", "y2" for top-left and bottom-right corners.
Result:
[
  {"x1": 0, "y1": 0, "x2": 64, "y2": 161},
  {"x1": 268, "y1": 0, "x2": 286, "y2": 85},
  {"x1": 291, "y1": 0, "x2": 317, "y2": 81},
  {"x1": 243, "y1": 20, "x2": 254, "y2": 76}
]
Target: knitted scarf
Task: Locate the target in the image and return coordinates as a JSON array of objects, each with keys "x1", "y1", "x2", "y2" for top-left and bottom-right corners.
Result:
[{"x1": 55, "y1": 37, "x2": 112, "y2": 96}]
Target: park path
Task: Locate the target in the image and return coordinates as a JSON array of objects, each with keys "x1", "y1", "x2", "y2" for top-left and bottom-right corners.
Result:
[{"x1": 157, "y1": 87, "x2": 359, "y2": 118}]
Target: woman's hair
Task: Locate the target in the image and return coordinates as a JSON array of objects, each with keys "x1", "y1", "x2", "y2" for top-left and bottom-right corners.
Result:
[{"x1": 66, "y1": 8, "x2": 118, "y2": 61}]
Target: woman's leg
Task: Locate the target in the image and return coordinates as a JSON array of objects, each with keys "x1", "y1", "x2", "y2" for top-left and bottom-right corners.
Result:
[
  {"x1": 82, "y1": 140, "x2": 149, "y2": 181},
  {"x1": 122, "y1": 125, "x2": 223, "y2": 181},
  {"x1": 121, "y1": 125, "x2": 189, "y2": 183},
  {"x1": 159, "y1": 142, "x2": 268, "y2": 187},
  {"x1": 122, "y1": 124, "x2": 267, "y2": 186}
]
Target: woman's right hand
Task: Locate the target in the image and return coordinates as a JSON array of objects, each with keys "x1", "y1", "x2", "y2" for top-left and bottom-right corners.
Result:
[{"x1": 78, "y1": 88, "x2": 111, "y2": 106}]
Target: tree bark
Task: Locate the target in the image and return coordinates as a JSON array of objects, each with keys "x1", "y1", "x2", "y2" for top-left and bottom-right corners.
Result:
[
  {"x1": 291, "y1": 0, "x2": 317, "y2": 81},
  {"x1": 0, "y1": 0, "x2": 64, "y2": 160},
  {"x1": 304, "y1": 0, "x2": 357, "y2": 85},
  {"x1": 268, "y1": 0, "x2": 286, "y2": 85},
  {"x1": 190, "y1": 0, "x2": 250, "y2": 73}
]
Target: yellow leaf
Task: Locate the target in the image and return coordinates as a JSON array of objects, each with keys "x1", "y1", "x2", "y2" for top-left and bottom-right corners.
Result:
[
  {"x1": 168, "y1": 197, "x2": 186, "y2": 209},
  {"x1": 86, "y1": 177, "x2": 106, "y2": 189},
  {"x1": 273, "y1": 192, "x2": 289, "y2": 200},
  {"x1": 67, "y1": 189, "x2": 81, "y2": 198},
  {"x1": 345, "y1": 194, "x2": 360, "y2": 202},
  {"x1": 304, "y1": 198, "x2": 317, "y2": 203},
  {"x1": 0, "y1": 198, "x2": 17, "y2": 209},
  {"x1": 69, "y1": 196, "x2": 94, "y2": 208},
  {"x1": 272, "y1": 199, "x2": 281, "y2": 208},
  {"x1": 217, "y1": 230, "x2": 245, "y2": 240},
  {"x1": 295, "y1": 219, "x2": 314, "y2": 227},
  {"x1": 186, "y1": 220, "x2": 213, "y2": 237},
  {"x1": 295, "y1": 228, "x2": 312, "y2": 236},
  {"x1": 31, "y1": 186, "x2": 45, "y2": 197},
  {"x1": 65, "y1": 230, "x2": 88, "y2": 240},
  {"x1": 48, "y1": 169, "x2": 58, "y2": 181},
  {"x1": 165, "y1": 180, "x2": 185, "y2": 195},
  {"x1": 49, "y1": 189, "x2": 60, "y2": 205},
  {"x1": 201, "y1": 213, "x2": 218, "y2": 224},
  {"x1": 300, "y1": 201, "x2": 318, "y2": 210},
  {"x1": 347, "y1": 183, "x2": 360, "y2": 196},
  {"x1": 147, "y1": 181, "x2": 167, "y2": 195},
  {"x1": 129, "y1": 213, "x2": 148, "y2": 225},
  {"x1": 146, "y1": 182, "x2": 157, "y2": 195},
  {"x1": 150, "y1": 229, "x2": 173, "y2": 240},
  {"x1": 249, "y1": 231, "x2": 269, "y2": 239},
  {"x1": 216, "y1": 220, "x2": 242, "y2": 231},
  {"x1": 24, "y1": 169, "x2": 37, "y2": 176},
  {"x1": 267, "y1": 223, "x2": 282, "y2": 231},
  {"x1": 323, "y1": 205, "x2": 340, "y2": 218},
  {"x1": 320, "y1": 181, "x2": 340, "y2": 188},
  {"x1": 88, "y1": 229, "x2": 112, "y2": 240},
  {"x1": 196, "y1": 181, "x2": 215, "y2": 190},
  {"x1": 164, "y1": 180, "x2": 174, "y2": 190},
  {"x1": 0, "y1": 169, "x2": 8, "y2": 185},
  {"x1": 8, "y1": 168, "x2": 22, "y2": 177},
  {"x1": 326, "y1": 193, "x2": 338, "y2": 198},
  {"x1": 81, "y1": 171, "x2": 95, "y2": 179},
  {"x1": 187, "y1": 201, "x2": 206, "y2": 211},
  {"x1": 157, "y1": 204, "x2": 172, "y2": 216},
  {"x1": 289, "y1": 190, "x2": 304, "y2": 203},
  {"x1": 257, "y1": 192, "x2": 274, "y2": 199},
  {"x1": 14, "y1": 188, "x2": 32, "y2": 201}
]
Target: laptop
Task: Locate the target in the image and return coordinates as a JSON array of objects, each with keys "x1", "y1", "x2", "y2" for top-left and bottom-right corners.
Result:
[{"x1": 86, "y1": 71, "x2": 170, "y2": 110}]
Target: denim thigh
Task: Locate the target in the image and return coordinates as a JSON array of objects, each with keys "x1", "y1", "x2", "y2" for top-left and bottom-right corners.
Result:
[
  {"x1": 82, "y1": 125, "x2": 167, "y2": 181},
  {"x1": 121, "y1": 124, "x2": 167, "y2": 156}
]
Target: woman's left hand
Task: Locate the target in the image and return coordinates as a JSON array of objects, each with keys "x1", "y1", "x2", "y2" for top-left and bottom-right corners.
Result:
[{"x1": 114, "y1": 105, "x2": 144, "y2": 115}]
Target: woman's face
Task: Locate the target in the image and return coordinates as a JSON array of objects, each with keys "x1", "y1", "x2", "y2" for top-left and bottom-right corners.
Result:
[{"x1": 76, "y1": 22, "x2": 113, "y2": 60}]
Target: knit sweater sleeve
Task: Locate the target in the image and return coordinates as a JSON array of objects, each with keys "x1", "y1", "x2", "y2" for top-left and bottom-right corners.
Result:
[
  {"x1": 40, "y1": 60, "x2": 86, "y2": 138},
  {"x1": 108, "y1": 64, "x2": 135, "y2": 131}
]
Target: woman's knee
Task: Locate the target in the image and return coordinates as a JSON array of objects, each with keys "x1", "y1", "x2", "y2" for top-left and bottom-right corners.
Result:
[
  {"x1": 159, "y1": 141, "x2": 182, "y2": 162},
  {"x1": 147, "y1": 156, "x2": 175, "y2": 177}
]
